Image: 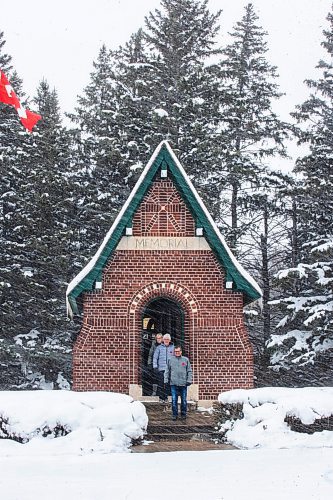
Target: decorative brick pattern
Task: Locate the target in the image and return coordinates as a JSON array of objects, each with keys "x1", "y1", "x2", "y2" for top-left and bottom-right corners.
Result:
[
  {"x1": 132, "y1": 179, "x2": 195, "y2": 237},
  {"x1": 73, "y1": 177, "x2": 254, "y2": 400}
]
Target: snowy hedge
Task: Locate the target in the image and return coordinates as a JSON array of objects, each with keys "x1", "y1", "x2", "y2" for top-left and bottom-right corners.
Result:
[
  {"x1": 0, "y1": 391, "x2": 148, "y2": 455},
  {"x1": 217, "y1": 387, "x2": 333, "y2": 449}
]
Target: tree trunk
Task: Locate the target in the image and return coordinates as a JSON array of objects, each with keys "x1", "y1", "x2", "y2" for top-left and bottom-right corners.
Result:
[
  {"x1": 291, "y1": 198, "x2": 299, "y2": 266},
  {"x1": 261, "y1": 198, "x2": 270, "y2": 364},
  {"x1": 291, "y1": 197, "x2": 300, "y2": 294},
  {"x1": 230, "y1": 180, "x2": 238, "y2": 250}
]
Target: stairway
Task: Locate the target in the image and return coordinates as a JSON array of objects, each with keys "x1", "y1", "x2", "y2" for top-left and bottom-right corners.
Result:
[{"x1": 131, "y1": 400, "x2": 236, "y2": 452}]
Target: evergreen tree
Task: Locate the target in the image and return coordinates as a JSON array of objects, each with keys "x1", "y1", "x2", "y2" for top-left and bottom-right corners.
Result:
[
  {"x1": 268, "y1": 8, "x2": 333, "y2": 369},
  {"x1": 69, "y1": 0, "x2": 223, "y2": 262},
  {"x1": 112, "y1": 28, "x2": 157, "y2": 174},
  {"x1": 1, "y1": 33, "x2": 73, "y2": 388},
  {"x1": 25, "y1": 80, "x2": 74, "y2": 325},
  {"x1": 0, "y1": 33, "x2": 19, "y2": 176},
  {"x1": 214, "y1": 3, "x2": 289, "y2": 247},
  {"x1": 1, "y1": 77, "x2": 73, "y2": 388},
  {"x1": 111, "y1": 0, "x2": 223, "y2": 189},
  {"x1": 241, "y1": 172, "x2": 295, "y2": 373},
  {"x1": 144, "y1": 0, "x2": 222, "y2": 185},
  {"x1": 0, "y1": 33, "x2": 36, "y2": 341},
  {"x1": 0, "y1": 30, "x2": 12, "y2": 71},
  {"x1": 68, "y1": 45, "x2": 129, "y2": 261}
]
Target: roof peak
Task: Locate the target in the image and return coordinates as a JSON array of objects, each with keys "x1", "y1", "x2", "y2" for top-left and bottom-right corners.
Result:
[{"x1": 66, "y1": 142, "x2": 261, "y2": 316}]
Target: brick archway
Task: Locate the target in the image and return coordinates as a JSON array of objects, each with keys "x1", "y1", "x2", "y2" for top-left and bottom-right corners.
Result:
[
  {"x1": 127, "y1": 282, "x2": 199, "y2": 392},
  {"x1": 128, "y1": 281, "x2": 199, "y2": 315}
]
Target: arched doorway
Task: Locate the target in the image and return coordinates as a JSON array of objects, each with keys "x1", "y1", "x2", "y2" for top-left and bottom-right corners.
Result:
[{"x1": 141, "y1": 297, "x2": 184, "y2": 396}]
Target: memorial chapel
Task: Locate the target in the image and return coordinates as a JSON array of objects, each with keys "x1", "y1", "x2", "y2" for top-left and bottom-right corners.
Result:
[{"x1": 66, "y1": 141, "x2": 261, "y2": 403}]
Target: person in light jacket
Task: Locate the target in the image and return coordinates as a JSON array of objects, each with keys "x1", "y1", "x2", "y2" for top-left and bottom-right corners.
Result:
[
  {"x1": 153, "y1": 333, "x2": 174, "y2": 402},
  {"x1": 164, "y1": 345, "x2": 192, "y2": 420}
]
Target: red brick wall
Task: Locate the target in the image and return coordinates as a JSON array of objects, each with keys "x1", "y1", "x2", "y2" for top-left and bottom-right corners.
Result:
[{"x1": 73, "y1": 177, "x2": 253, "y2": 399}]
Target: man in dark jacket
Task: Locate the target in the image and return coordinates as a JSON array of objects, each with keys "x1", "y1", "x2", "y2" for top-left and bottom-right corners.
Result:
[
  {"x1": 164, "y1": 345, "x2": 192, "y2": 420},
  {"x1": 148, "y1": 333, "x2": 163, "y2": 396}
]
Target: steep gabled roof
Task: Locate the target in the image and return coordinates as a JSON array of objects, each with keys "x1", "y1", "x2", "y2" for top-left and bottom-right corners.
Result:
[{"x1": 66, "y1": 141, "x2": 262, "y2": 316}]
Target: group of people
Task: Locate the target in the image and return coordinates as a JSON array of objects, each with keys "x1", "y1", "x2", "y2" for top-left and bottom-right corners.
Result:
[{"x1": 147, "y1": 333, "x2": 192, "y2": 420}]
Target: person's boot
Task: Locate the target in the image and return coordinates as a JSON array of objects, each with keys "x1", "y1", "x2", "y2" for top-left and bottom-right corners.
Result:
[{"x1": 152, "y1": 384, "x2": 158, "y2": 396}]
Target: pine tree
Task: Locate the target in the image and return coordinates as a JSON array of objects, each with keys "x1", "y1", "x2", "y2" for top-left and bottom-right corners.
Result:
[
  {"x1": 25, "y1": 80, "x2": 74, "y2": 323},
  {"x1": 1, "y1": 34, "x2": 71, "y2": 388},
  {"x1": 240, "y1": 172, "x2": 295, "y2": 372},
  {"x1": 143, "y1": 0, "x2": 222, "y2": 184},
  {"x1": 0, "y1": 33, "x2": 19, "y2": 177},
  {"x1": 69, "y1": 45, "x2": 130, "y2": 261},
  {"x1": 268, "y1": 8, "x2": 333, "y2": 369},
  {"x1": 69, "y1": 1, "x2": 223, "y2": 261},
  {"x1": 0, "y1": 33, "x2": 36, "y2": 341},
  {"x1": 214, "y1": 3, "x2": 289, "y2": 248},
  {"x1": 0, "y1": 30, "x2": 11, "y2": 70},
  {"x1": 111, "y1": 28, "x2": 157, "y2": 175},
  {"x1": 112, "y1": 0, "x2": 223, "y2": 188},
  {"x1": 1, "y1": 78, "x2": 74, "y2": 388}
]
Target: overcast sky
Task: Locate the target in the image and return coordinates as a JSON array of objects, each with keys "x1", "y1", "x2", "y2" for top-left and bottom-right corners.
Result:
[{"x1": 1, "y1": 0, "x2": 332, "y2": 166}]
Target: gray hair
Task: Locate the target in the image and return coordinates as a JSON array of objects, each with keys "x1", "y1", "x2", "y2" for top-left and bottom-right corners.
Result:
[{"x1": 163, "y1": 334, "x2": 171, "y2": 340}]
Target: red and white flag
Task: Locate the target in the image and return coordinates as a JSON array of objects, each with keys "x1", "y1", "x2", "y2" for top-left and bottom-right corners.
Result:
[{"x1": 0, "y1": 69, "x2": 41, "y2": 132}]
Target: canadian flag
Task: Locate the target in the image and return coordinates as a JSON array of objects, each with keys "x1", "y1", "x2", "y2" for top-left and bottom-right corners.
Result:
[{"x1": 0, "y1": 69, "x2": 41, "y2": 132}]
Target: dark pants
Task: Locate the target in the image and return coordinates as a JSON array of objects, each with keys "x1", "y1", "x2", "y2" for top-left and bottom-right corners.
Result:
[
  {"x1": 170, "y1": 385, "x2": 187, "y2": 417},
  {"x1": 147, "y1": 365, "x2": 155, "y2": 394},
  {"x1": 157, "y1": 370, "x2": 170, "y2": 401}
]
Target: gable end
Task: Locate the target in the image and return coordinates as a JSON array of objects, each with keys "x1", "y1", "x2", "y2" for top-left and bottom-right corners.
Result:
[{"x1": 67, "y1": 142, "x2": 262, "y2": 315}]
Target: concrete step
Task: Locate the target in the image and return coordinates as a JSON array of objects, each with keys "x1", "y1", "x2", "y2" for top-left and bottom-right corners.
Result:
[
  {"x1": 141, "y1": 401, "x2": 220, "y2": 445},
  {"x1": 146, "y1": 416, "x2": 221, "y2": 443},
  {"x1": 141, "y1": 400, "x2": 198, "y2": 412},
  {"x1": 145, "y1": 432, "x2": 222, "y2": 442},
  {"x1": 146, "y1": 408, "x2": 215, "y2": 425},
  {"x1": 148, "y1": 423, "x2": 215, "y2": 434}
]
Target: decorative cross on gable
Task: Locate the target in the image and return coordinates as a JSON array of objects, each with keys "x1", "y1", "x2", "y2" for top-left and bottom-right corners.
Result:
[{"x1": 133, "y1": 180, "x2": 194, "y2": 236}]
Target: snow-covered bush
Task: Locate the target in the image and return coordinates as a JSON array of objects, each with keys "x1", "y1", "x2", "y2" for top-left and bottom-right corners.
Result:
[
  {"x1": 0, "y1": 391, "x2": 148, "y2": 454},
  {"x1": 217, "y1": 387, "x2": 333, "y2": 449}
]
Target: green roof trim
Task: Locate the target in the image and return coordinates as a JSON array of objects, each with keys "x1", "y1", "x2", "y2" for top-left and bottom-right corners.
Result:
[{"x1": 66, "y1": 141, "x2": 261, "y2": 315}]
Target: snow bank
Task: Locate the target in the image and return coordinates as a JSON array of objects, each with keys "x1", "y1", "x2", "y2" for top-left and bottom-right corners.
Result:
[
  {"x1": 218, "y1": 387, "x2": 333, "y2": 449},
  {"x1": 0, "y1": 391, "x2": 147, "y2": 455}
]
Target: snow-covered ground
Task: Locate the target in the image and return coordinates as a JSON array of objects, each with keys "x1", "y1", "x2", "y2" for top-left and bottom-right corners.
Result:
[
  {"x1": 0, "y1": 388, "x2": 332, "y2": 500},
  {"x1": 1, "y1": 448, "x2": 332, "y2": 500}
]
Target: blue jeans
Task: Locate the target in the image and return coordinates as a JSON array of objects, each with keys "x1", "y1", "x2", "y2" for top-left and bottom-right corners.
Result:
[{"x1": 170, "y1": 385, "x2": 187, "y2": 417}]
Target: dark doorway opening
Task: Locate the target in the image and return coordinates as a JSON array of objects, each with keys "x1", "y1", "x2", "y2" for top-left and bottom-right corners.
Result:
[{"x1": 141, "y1": 297, "x2": 184, "y2": 396}]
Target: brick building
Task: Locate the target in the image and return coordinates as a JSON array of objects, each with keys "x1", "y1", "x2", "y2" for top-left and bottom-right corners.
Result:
[{"x1": 67, "y1": 141, "x2": 261, "y2": 403}]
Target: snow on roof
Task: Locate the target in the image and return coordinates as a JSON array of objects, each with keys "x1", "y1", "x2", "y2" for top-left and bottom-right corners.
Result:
[{"x1": 66, "y1": 140, "x2": 262, "y2": 316}]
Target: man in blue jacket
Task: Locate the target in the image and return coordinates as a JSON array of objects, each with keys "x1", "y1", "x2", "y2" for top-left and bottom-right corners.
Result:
[
  {"x1": 164, "y1": 345, "x2": 192, "y2": 420},
  {"x1": 153, "y1": 333, "x2": 174, "y2": 402}
]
